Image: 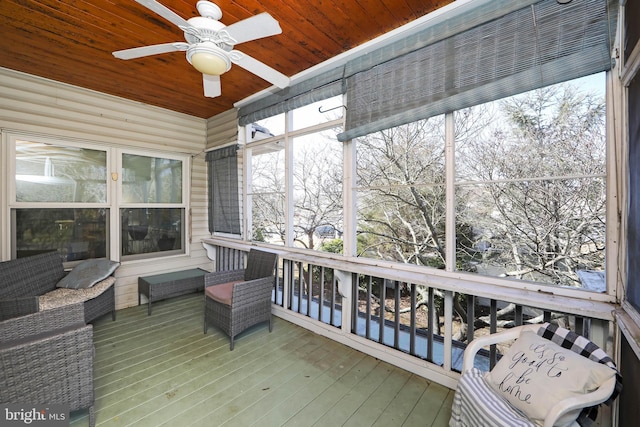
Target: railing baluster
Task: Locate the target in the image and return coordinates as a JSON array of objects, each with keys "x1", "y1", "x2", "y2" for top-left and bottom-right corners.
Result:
[
  {"x1": 319, "y1": 266, "x2": 325, "y2": 323},
  {"x1": 331, "y1": 272, "x2": 336, "y2": 326},
  {"x1": 351, "y1": 273, "x2": 359, "y2": 334},
  {"x1": 379, "y1": 277, "x2": 386, "y2": 345},
  {"x1": 575, "y1": 316, "x2": 585, "y2": 336},
  {"x1": 515, "y1": 304, "x2": 523, "y2": 326},
  {"x1": 427, "y1": 287, "x2": 434, "y2": 362},
  {"x1": 410, "y1": 283, "x2": 416, "y2": 355},
  {"x1": 287, "y1": 260, "x2": 293, "y2": 310},
  {"x1": 273, "y1": 257, "x2": 280, "y2": 306},
  {"x1": 297, "y1": 261, "x2": 303, "y2": 314},
  {"x1": 466, "y1": 294, "x2": 475, "y2": 343},
  {"x1": 366, "y1": 275, "x2": 372, "y2": 339},
  {"x1": 490, "y1": 299, "x2": 497, "y2": 370},
  {"x1": 307, "y1": 263, "x2": 313, "y2": 316},
  {"x1": 394, "y1": 281, "x2": 400, "y2": 350}
]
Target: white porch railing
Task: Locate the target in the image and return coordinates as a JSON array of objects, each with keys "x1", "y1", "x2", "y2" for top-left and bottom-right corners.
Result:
[{"x1": 202, "y1": 239, "x2": 615, "y2": 390}]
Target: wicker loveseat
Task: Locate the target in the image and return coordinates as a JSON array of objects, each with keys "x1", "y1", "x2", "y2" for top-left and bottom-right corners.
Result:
[
  {"x1": 0, "y1": 252, "x2": 117, "y2": 323},
  {"x1": 0, "y1": 303, "x2": 96, "y2": 427}
]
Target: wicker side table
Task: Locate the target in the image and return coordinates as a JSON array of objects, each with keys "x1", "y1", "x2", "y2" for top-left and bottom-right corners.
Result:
[{"x1": 138, "y1": 268, "x2": 207, "y2": 315}]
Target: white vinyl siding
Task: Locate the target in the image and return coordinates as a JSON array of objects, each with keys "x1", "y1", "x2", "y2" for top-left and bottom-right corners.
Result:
[{"x1": 0, "y1": 67, "x2": 211, "y2": 310}]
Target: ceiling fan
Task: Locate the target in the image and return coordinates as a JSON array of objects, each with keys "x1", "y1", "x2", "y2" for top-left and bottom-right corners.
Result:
[{"x1": 113, "y1": 0, "x2": 290, "y2": 98}]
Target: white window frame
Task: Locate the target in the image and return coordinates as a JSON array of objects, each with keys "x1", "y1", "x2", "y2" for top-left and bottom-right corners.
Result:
[
  {"x1": 243, "y1": 106, "x2": 345, "y2": 250},
  {"x1": 117, "y1": 148, "x2": 190, "y2": 261},
  {"x1": 4, "y1": 132, "x2": 190, "y2": 263},
  {"x1": 242, "y1": 75, "x2": 617, "y2": 303}
]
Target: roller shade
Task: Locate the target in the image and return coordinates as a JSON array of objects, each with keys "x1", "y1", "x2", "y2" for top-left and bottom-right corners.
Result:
[
  {"x1": 238, "y1": 67, "x2": 345, "y2": 126},
  {"x1": 238, "y1": 0, "x2": 542, "y2": 127},
  {"x1": 338, "y1": 0, "x2": 618, "y2": 141},
  {"x1": 206, "y1": 145, "x2": 241, "y2": 235}
]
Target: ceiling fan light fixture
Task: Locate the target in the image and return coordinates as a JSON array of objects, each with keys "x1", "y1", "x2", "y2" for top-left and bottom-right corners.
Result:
[
  {"x1": 187, "y1": 44, "x2": 230, "y2": 75},
  {"x1": 113, "y1": 1, "x2": 289, "y2": 97}
]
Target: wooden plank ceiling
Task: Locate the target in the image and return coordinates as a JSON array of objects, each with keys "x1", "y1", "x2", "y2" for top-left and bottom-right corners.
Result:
[{"x1": 0, "y1": 0, "x2": 452, "y2": 119}]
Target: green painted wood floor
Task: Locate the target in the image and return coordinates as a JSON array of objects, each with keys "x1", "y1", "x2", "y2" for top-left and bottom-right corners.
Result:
[{"x1": 71, "y1": 292, "x2": 454, "y2": 426}]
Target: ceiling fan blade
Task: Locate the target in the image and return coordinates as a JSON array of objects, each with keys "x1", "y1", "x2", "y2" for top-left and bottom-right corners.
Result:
[
  {"x1": 203, "y1": 74, "x2": 222, "y2": 98},
  {"x1": 232, "y1": 51, "x2": 289, "y2": 89},
  {"x1": 113, "y1": 42, "x2": 188, "y2": 60},
  {"x1": 223, "y1": 13, "x2": 282, "y2": 45},
  {"x1": 135, "y1": 0, "x2": 190, "y2": 28}
]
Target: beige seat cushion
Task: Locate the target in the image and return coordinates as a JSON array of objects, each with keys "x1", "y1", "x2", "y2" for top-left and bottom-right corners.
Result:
[
  {"x1": 39, "y1": 276, "x2": 115, "y2": 311},
  {"x1": 205, "y1": 281, "x2": 242, "y2": 306}
]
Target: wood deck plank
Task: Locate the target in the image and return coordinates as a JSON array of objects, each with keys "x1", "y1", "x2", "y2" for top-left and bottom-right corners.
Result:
[
  {"x1": 153, "y1": 332, "x2": 333, "y2": 426},
  {"x1": 260, "y1": 352, "x2": 377, "y2": 426},
  {"x1": 313, "y1": 362, "x2": 394, "y2": 426},
  {"x1": 69, "y1": 293, "x2": 453, "y2": 427},
  {"x1": 338, "y1": 365, "x2": 411, "y2": 427},
  {"x1": 430, "y1": 389, "x2": 456, "y2": 427},
  {"x1": 371, "y1": 372, "x2": 433, "y2": 427},
  {"x1": 98, "y1": 321, "x2": 312, "y2": 425},
  {"x1": 402, "y1": 382, "x2": 452, "y2": 426},
  {"x1": 199, "y1": 345, "x2": 338, "y2": 427}
]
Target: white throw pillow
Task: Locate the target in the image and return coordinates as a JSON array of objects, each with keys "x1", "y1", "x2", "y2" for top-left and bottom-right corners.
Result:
[{"x1": 485, "y1": 330, "x2": 615, "y2": 426}]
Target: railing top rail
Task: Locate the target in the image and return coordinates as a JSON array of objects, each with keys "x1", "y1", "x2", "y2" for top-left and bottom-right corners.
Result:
[{"x1": 203, "y1": 237, "x2": 615, "y2": 321}]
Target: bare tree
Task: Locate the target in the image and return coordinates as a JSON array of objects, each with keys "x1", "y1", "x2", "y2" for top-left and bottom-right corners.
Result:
[
  {"x1": 250, "y1": 132, "x2": 343, "y2": 248},
  {"x1": 356, "y1": 118, "x2": 448, "y2": 265},
  {"x1": 292, "y1": 138, "x2": 343, "y2": 249},
  {"x1": 356, "y1": 116, "x2": 486, "y2": 339},
  {"x1": 356, "y1": 82, "x2": 606, "y2": 340},
  {"x1": 250, "y1": 149, "x2": 286, "y2": 243},
  {"x1": 457, "y1": 84, "x2": 606, "y2": 286}
]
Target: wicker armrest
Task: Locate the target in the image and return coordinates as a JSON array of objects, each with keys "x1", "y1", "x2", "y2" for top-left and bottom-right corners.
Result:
[
  {"x1": 0, "y1": 303, "x2": 85, "y2": 343},
  {"x1": 204, "y1": 269, "x2": 246, "y2": 287},
  {"x1": 0, "y1": 296, "x2": 40, "y2": 322},
  {"x1": 0, "y1": 323, "x2": 94, "y2": 414}
]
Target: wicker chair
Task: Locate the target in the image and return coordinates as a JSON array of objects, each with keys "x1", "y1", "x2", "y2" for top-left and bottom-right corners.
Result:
[
  {"x1": 0, "y1": 303, "x2": 95, "y2": 427},
  {"x1": 204, "y1": 249, "x2": 277, "y2": 350}
]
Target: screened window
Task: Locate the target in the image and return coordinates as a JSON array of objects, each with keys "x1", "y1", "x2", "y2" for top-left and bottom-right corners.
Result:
[
  {"x1": 355, "y1": 116, "x2": 446, "y2": 264},
  {"x1": 245, "y1": 95, "x2": 344, "y2": 251},
  {"x1": 120, "y1": 152, "x2": 186, "y2": 260},
  {"x1": 353, "y1": 74, "x2": 606, "y2": 290},
  {"x1": 12, "y1": 139, "x2": 110, "y2": 261},
  {"x1": 9, "y1": 136, "x2": 188, "y2": 262},
  {"x1": 250, "y1": 113, "x2": 285, "y2": 141},
  {"x1": 292, "y1": 130, "x2": 343, "y2": 250},
  {"x1": 249, "y1": 142, "x2": 285, "y2": 244},
  {"x1": 455, "y1": 74, "x2": 606, "y2": 288},
  {"x1": 292, "y1": 97, "x2": 344, "y2": 131}
]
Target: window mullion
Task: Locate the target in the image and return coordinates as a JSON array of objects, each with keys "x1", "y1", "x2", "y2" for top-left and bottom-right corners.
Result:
[
  {"x1": 285, "y1": 110, "x2": 294, "y2": 247},
  {"x1": 343, "y1": 138, "x2": 357, "y2": 257},
  {"x1": 110, "y1": 147, "x2": 120, "y2": 261},
  {"x1": 445, "y1": 112, "x2": 456, "y2": 272}
]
